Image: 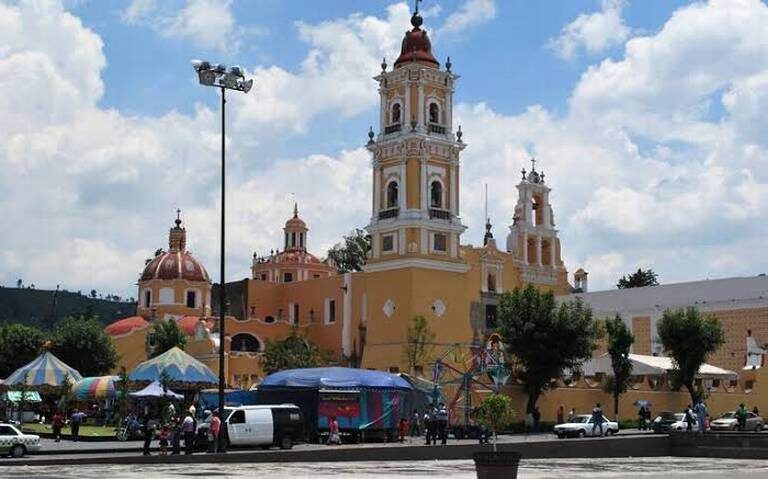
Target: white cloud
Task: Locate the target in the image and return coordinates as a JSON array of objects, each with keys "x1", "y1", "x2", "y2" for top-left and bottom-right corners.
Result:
[
  {"x1": 438, "y1": 0, "x2": 497, "y2": 36},
  {"x1": 548, "y1": 0, "x2": 629, "y2": 60},
  {"x1": 122, "y1": 0, "x2": 244, "y2": 53}
]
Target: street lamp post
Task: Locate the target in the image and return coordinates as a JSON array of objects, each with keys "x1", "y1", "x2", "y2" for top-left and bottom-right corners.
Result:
[{"x1": 192, "y1": 59, "x2": 252, "y2": 453}]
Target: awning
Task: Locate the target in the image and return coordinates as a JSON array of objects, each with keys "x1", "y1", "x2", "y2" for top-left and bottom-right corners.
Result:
[
  {"x1": 581, "y1": 353, "x2": 737, "y2": 379},
  {"x1": 129, "y1": 380, "x2": 184, "y2": 400},
  {"x1": 3, "y1": 391, "x2": 43, "y2": 403}
]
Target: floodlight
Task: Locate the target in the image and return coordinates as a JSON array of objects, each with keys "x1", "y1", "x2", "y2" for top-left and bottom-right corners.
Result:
[
  {"x1": 213, "y1": 64, "x2": 227, "y2": 74},
  {"x1": 229, "y1": 65, "x2": 243, "y2": 77},
  {"x1": 198, "y1": 69, "x2": 216, "y2": 86},
  {"x1": 241, "y1": 79, "x2": 253, "y2": 94}
]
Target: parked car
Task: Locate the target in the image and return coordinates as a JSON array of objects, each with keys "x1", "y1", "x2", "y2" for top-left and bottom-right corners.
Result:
[
  {"x1": 0, "y1": 423, "x2": 41, "y2": 458},
  {"x1": 652, "y1": 411, "x2": 697, "y2": 433},
  {"x1": 710, "y1": 411, "x2": 764, "y2": 432},
  {"x1": 553, "y1": 414, "x2": 619, "y2": 438}
]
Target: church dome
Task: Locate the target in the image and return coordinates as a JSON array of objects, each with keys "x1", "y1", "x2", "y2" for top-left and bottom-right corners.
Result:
[
  {"x1": 139, "y1": 212, "x2": 211, "y2": 283},
  {"x1": 284, "y1": 203, "x2": 307, "y2": 230},
  {"x1": 140, "y1": 250, "x2": 211, "y2": 282},
  {"x1": 105, "y1": 316, "x2": 149, "y2": 337},
  {"x1": 394, "y1": 11, "x2": 439, "y2": 69}
]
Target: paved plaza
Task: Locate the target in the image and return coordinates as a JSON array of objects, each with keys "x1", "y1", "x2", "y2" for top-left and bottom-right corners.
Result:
[{"x1": 3, "y1": 458, "x2": 768, "y2": 479}]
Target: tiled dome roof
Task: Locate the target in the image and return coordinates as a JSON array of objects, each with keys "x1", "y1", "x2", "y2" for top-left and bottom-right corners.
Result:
[
  {"x1": 394, "y1": 11, "x2": 439, "y2": 69},
  {"x1": 140, "y1": 250, "x2": 211, "y2": 282}
]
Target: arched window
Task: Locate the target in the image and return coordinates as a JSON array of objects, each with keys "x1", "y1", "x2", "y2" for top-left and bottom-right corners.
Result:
[
  {"x1": 429, "y1": 103, "x2": 440, "y2": 124},
  {"x1": 386, "y1": 181, "x2": 399, "y2": 208},
  {"x1": 186, "y1": 290, "x2": 197, "y2": 308},
  {"x1": 143, "y1": 290, "x2": 151, "y2": 308},
  {"x1": 231, "y1": 333, "x2": 261, "y2": 352},
  {"x1": 391, "y1": 103, "x2": 401, "y2": 124},
  {"x1": 430, "y1": 180, "x2": 443, "y2": 208}
]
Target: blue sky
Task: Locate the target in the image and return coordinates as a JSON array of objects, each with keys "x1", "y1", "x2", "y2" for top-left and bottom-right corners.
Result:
[{"x1": 1, "y1": 0, "x2": 767, "y2": 298}]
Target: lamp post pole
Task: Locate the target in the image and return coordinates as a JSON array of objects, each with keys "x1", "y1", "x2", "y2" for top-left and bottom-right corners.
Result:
[{"x1": 192, "y1": 60, "x2": 252, "y2": 454}]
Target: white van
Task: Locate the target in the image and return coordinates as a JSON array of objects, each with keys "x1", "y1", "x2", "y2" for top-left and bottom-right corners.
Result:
[{"x1": 224, "y1": 404, "x2": 303, "y2": 449}]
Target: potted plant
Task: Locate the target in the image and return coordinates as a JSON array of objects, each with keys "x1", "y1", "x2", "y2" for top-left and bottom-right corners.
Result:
[{"x1": 472, "y1": 394, "x2": 520, "y2": 479}]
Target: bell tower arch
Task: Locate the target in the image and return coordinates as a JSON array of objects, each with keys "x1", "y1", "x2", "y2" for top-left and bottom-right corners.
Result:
[{"x1": 365, "y1": 8, "x2": 467, "y2": 273}]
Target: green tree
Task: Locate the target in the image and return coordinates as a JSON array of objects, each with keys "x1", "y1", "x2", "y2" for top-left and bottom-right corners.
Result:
[
  {"x1": 115, "y1": 367, "x2": 130, "y2": 425},
  {"x1": 51, "y1": 315, "x2": 117, "y2": 376},
  {"x1": 402, "y1": 315, "x2": 435, "y2": 375},
  {"x1": 149, "y1": 319, "x2": 187, "y2": 358},
  {"x1": 617, "y1": 268, "x2": 659, "y2": 289},
  {"x1": 604, "y1": 315, "x2": 634, "y2": 420},
  {"x1": 657, "y1": 307, "x2": 725, "y2": 405},
  {"x1": 262, "y1": 327, "x2": 331, "y2": 374},
  {"x1": 474, "y1": 394, "x2": 516, "y2": 452},
  {"x1": 327, "y1": 228, "x2": 371, "y2": 273},
  {"x1": 0, "y1": 323, "x2": 45, "y2": 377},
  {"x1": 497, "y1": 284, "x2": 598, "y2": 414},
  {"x1": 57, "y1": 373, "x2": 72, "y2": 414}
]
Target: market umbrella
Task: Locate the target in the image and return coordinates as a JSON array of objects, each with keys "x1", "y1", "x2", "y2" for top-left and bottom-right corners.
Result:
[
  {"x1": 4, "y1": 352, "x2": 82, "y2": 387},
  {"x1": 71, "y1": 376, "x2": 119, "y2": 401},
  {"x1": 129, "y1": 380, "x2": 183, "y2": 400},
  {"x1": 128, "y1": 347, "x2": 217, "y2": 384}
]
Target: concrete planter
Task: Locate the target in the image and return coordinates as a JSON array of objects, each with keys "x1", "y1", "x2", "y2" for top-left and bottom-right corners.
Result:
[{"x1": 473, "y1": 450, "x2": 521, "y2": 479}]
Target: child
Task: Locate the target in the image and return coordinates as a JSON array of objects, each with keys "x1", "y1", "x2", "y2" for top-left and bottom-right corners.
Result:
[
  {"x1": 159, "y1": 425, "x2": 170, "y2": 456},
  {"x1": 398, "y1": 417, "x2": 409, "y2": 442}
]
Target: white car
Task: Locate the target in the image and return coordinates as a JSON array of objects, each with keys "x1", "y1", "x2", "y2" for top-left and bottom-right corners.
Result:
[
  {"x1": 0, "y1": 423, "x2": 41, "y2": 457},
  {"x1": 553, "y1": 414, "x2": 619, "y2": 438}
]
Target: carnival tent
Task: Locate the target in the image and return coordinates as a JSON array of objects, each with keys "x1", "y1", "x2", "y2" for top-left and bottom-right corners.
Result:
[
  {"x1": 582, "y1": 353, "x2": 737, "y2": 379},
  {"x1": 71, "y1": 376, "x2": 119, "y2": 401},
  {"x1": 128, "y1": 347, "x2": 217, "y2": 384},
  {"x1": 4, "y1": 352, "x2": 83, "y2": 387},
  {"x1": 261, "y1": 367, "x2": 412, "y2": 390},
  {"x1": 129, "y1": 380, "x2": 183, "y2": 400}
]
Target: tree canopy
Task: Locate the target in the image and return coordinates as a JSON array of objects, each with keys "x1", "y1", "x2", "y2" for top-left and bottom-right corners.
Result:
[
  {"x1": 51, "y1": 314, "x2": 117, "y2": 377},
  {"x1": 657, "y1": 307, "x2": 724, "y2": 404},
  {"x1": 402, "y1": 315, "x2": 435, "y2": 375},
  {"x1": 261, "y1": 327, "x2": 331, "y2": 374},
  {"x1": 149, "y1": 319, "x2": 187, "y2": 358},
  {"x1": 0, "y1": 323, "x2": 45, "y2": 377},
  {"x1": 617, "y1": 268, "x2": 659, "y2": 289},
  {"x1": 497, "y1": 284, "x2": 598, "y2": 413},
  {"x1": 605, "y1": 315, "x2": 634, "y2": 418},
  {"x1": 327, "y1": 228, "x2": 371, "y2": 273}
]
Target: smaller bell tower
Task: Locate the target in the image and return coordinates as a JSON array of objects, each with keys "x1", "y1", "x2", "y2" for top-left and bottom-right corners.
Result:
[{"x1": 506, "y1": 159, "x2": 565, "y2": 285}]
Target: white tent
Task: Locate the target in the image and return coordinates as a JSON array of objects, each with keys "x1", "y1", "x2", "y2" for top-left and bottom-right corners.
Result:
[{"x1": 581, "y1": 353, "x2": 737, "y2": 379}]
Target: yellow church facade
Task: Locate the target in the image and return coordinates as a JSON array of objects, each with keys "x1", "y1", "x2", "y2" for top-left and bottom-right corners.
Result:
[{"x1": 105, "y1": 8, "x2": 768, "y2": 421}]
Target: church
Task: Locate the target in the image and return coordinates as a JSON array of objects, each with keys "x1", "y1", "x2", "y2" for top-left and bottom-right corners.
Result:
[{"x1": 106, "y1": 7, "x2": 768, "y2": 419}]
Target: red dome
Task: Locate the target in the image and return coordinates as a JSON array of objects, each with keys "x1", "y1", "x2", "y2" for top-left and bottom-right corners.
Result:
[
  {"x1": 176, "y1": 315, "x2": 213, "y2": 335},
  {"x1": 394, "y1": 13, "x2": 439, "y2": 69},
  {"x1": 106, "y1": 316, "x2": 149, "y2": 336},
  {"x1": 140, "y1": 250, "x2": 211, "y2": 282}
]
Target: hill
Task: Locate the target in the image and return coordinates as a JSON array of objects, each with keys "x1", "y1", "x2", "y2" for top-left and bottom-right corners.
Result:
[{"x1": 0, "y1": 287, "x2": 136, "y2": 330}]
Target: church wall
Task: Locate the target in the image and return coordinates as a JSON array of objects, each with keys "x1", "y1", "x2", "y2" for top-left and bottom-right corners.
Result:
[
  {"x1": 407, "y1": 157, "x2": 421, "y2": 209},
  {"x1": 111, "y1": 328, "x2": 149, "y2": 373}
]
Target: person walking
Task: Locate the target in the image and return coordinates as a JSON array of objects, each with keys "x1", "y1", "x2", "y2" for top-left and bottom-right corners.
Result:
[
  {"x1": 532, "y1": 406, "x2": 541, "y2": 433},
  {"x1": 684, "y1": 405, "x2": 695, "y2": 432},
  {"x1": 423, "y1": 409, "x2": 434, "y2": 445},
  {"x1": 736, "y1": 403, "x2": 748, "y2": 431},
  {"x1": 171, "y1": 418, "x2": 182, "y2": 455},
  {"x1": 70, "y1": 409, "x2": 86, "y2": 442},
  {"x1": 694, "y1": 400, "x2": 708, "y2": 433},
  {"x1": 208, "y1": 410, "x2": 221, "y2": 453},
  {"x1": 51, "y1": 411, "x2": 64, "y2": 442},
  {"x1": 591, "y1": 403, "x2": 605, "y2": 437},
  {"x1": 409, "y1": 409, "x2": 421, "y2": 437},
  {"x1": 568, "y1": 408, "x2": 576, "y2": 423},
  {"x1": 398, "y1": 417, "x2": 409, "y2": 442},
  {"x1": 638, "y1": 406, "x2": 647, "y2": 430},
  {"x1": 182, "y1": 410, "x2": 196, "y2": 454},
  {"x1": 436, "y1": 403, "x2": 449, "y2": 445},
  {"x1": 142, "y1": 415, "x2": 154, "y2": 456},
  {"x1": 327, "y1": 416, "x2": 341, "y2": 445}
]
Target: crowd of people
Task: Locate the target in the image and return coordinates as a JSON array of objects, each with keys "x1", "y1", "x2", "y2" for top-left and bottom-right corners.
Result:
[{"x1": 139, "y1": 405, "x2": 224, "y2": 456}]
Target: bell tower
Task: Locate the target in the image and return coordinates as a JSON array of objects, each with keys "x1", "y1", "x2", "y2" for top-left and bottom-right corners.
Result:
[
  {"x1": 506, "y1": 159, "x2": 566, "y2": 284},
  {"x1": 364, "y1": 6, "x2": 467, "y2": 273}
]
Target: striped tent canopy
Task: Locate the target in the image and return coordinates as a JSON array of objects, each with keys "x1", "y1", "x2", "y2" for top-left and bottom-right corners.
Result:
[
  {"x1": 71, "y1": 376, "x2": 119, "y2": 401},
  {"x1": 128, "y1": 347, "x2": 217, "y2": 384},
  {"x1": 4, "y1": 352, "x2": 83, "y2": 387}
]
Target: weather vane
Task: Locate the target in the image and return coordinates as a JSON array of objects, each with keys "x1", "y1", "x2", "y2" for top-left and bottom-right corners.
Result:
[{"x1": 414, "y1": 0, "x2": 422, "y2": 14}]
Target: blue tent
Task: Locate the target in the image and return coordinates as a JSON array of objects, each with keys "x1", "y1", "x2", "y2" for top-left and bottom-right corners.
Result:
[{"x1": 260, "y1": 367, "x2": 412, "y2": 390}]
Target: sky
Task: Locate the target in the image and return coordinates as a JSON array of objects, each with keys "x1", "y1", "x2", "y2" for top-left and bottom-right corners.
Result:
[{"x1": 0, "y1": 0, "x2": 767, "y2": 299}]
